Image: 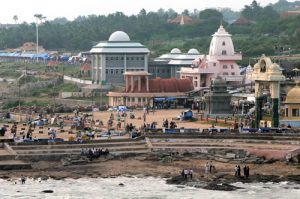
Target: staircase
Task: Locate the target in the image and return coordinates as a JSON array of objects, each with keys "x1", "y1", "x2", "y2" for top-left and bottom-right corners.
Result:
[{"x1": 9, "y1": 139, "x2": 149, "y2": 161}]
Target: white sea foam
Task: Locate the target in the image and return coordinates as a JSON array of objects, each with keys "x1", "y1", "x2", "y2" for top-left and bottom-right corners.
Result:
[{"x1": 0, "y1": 177, "x2": 300, "y2": 199}]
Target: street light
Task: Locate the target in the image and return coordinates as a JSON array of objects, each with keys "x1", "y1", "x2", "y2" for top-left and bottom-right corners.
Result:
[{"x1": 34, "y1": 14, "x2": 46, "y2": 62}]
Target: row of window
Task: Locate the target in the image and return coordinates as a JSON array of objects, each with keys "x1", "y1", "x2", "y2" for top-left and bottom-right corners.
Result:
[
  {"x1": 105, "y1": 57, "x2": 144, "y2": 61},
  {"x1": 105, "y1": 69, "x2": 144, "y2": 74},
  {"x1": 127, "y1": 97, "x2": 147, "y2": 102},
  {"x1": 223, "y1": 65, "x2": 235, "y2": 69},
  {"x1": 149, "y1": 68, "x2": 170, "y2": 74},
  {"x1": 223, "y1": 72, "x2": 235, "y2": 75},
  {"x1": 286, "y1": 108, "x2": 300, "y2": 117}
]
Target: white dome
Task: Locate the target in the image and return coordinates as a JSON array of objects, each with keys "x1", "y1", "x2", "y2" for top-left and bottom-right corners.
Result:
[
  {"x1": 108, "y1": 31, "x2": 130, "y2": 42},
  {"x1": 187, "y1": 48, "x2": 200, "y2": 54},
  {"x1": 170, "y1": 48, "x2": 181, "y2": 54}
]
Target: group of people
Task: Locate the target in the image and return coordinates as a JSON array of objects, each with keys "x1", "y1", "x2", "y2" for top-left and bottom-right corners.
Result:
[
  {"x1": 81, "y1": 148, "x2": 110, "y2": 161},
  {"x1": 181, "y1": 169, "x2": 193, "y2": 180},
  {"x1": 235, "y1": 165, "x2": 250, "y2": 179},
  {"x1": 162, "y1": 119, "x2": 177, "y2": 129},
  {"x1": 205, "y1": 161, "x2": 215, "y2": 176}
]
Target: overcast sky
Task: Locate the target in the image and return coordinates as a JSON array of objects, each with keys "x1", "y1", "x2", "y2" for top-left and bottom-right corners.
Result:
[{"x1": 0, "y1": 0, "x2": 296, "y2": 23}]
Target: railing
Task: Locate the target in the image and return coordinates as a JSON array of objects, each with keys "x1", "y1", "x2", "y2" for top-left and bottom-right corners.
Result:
[{"x1": 64, "y1": 75, "x2": 92, "y2": 85}]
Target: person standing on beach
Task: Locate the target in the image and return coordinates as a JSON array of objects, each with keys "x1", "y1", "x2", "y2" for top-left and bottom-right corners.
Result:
[
  {"x1": 189, "y1": 169, "x2": 193, "y2": 179},
  {"x1": 237, "y1": 165, "x2": 241, "y2": 177},
  {"x1": 205, "y1": 162, "x2": 209, "y2": 178},
  {"x1": 184, "y1": 169, "x2": 189, "y2": 180},
  {"x1": 209, "y1": 161, "x2": 213, "y2": 173},
  {"x1": 21, "y1": 175, "x2": 26, "y2": 184},
  {"x1": 246, "y1": 166, "x2": 250, "y2": 179}
]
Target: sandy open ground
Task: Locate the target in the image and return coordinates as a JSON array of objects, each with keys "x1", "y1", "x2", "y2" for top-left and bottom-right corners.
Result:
[{"x1": 3, "y1": 109, "x2": 214, "y2": 140}]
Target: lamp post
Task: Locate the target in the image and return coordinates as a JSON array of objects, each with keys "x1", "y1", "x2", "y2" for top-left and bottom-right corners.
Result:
[{"x1": 34, "y1": 14, "x2": 46, "y2": 63}]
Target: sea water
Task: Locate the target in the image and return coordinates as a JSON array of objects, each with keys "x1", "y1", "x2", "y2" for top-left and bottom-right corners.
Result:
[{"x1": 0, "y1": 177, "x2": 299, "y2": 199}]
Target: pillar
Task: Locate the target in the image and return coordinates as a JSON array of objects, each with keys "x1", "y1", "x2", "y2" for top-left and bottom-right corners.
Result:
[
  {"x1": 146, "y1": 76, "x2": 149, "y2": 92},
  {"x1": 255, "y1": 97, "x2": 263, "y2": 128},
  {"x1": 131, "y1": 76, "x2": 134, "y2": 92},
  {"x1": 95, "y1": 55, "x2": 99, "y2": 84},
  {"x1": 138, "y1": 76, "x2": 141, "y2": 92},
  {"x1": 125, "y1": 75, "x2": 129, "y2": 92},
  {"x1": 272, "y1": 98, "x2": 279, "y2": 127},
  {"x1": 144, "y1": 54, "x2": 148, "y2": 71},
  {"x1": 270, "y1": 82, "x2": 280, "y2": 127}
]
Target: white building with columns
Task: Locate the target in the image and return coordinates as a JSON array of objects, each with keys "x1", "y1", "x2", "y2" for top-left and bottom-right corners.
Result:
[{"x1": 89, "y1": 31, "x2": 150, "y2": 84}]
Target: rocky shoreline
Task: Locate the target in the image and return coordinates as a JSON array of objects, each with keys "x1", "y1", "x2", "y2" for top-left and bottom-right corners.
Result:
[
  {"x1": 0, "y1": 153, "x2": 300, "y2": 191},
  {"x1": 166, "y1": 173, "x2": 300, "y2": 191}
]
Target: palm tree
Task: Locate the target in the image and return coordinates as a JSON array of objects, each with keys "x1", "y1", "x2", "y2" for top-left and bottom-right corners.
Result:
[{"x1": 13, "y1": 15, "x2": 18, "y2": 24}]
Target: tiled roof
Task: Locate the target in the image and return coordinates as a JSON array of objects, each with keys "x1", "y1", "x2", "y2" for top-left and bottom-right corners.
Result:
[
  {"x1": 168, "y1": 15, "x2": 193, "y2": 25},
  {"x1": 127, "y1": 77, "x2": 193, "y2": 93}
]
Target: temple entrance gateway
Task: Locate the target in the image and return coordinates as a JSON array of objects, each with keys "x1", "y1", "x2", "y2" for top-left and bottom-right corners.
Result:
[{"x1": 251, "y1": 55, "x2": 285, "y2": 128}]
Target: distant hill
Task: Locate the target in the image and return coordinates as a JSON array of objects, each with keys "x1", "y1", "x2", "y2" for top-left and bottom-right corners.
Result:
[{"x1": 270, "y1": 0, "x2": 300, "y2": 13}]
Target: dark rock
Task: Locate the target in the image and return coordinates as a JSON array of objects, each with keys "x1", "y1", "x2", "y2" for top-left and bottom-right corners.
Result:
[
  {"x1": 166, "y1": 175, "x2": 185, "y2": 185},
  {"x1": 118, "y1": 183, "x2": 125, "y2": 186},
  {"x1": 204, "y1": 182, "x2": 241, "y2": 191},
  {"x1": 263, "y1": 158, "x2": 277, "y2": 164},
  {"x1": 42, "y1": 190, "x2": 54, "y2": 193},
  {"x1": 40, "y1": 175, "x2": 49, "y2": 181}
]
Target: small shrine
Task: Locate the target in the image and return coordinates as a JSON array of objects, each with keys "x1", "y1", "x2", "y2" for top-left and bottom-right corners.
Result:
[{"x1": 204, "y1": 76, "x2": 232, "y2": 115}]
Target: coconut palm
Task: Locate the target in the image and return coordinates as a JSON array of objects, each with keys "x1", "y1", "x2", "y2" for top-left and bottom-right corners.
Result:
[{"x1": 13, "y1": 15, "x2": 18, "y2": 24}]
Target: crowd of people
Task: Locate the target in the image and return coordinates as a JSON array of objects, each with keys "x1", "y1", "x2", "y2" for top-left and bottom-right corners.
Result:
[{"x1": 81, "y1": 148, "x2": 109, "y2": 161}]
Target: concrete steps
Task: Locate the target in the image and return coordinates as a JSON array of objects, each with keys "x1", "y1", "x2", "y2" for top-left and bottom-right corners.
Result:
[
  {"x1": 14, "y1": 145, "x2": 149, "y2": 155},
  {"x1": 10, "y1": 141, "x2": 147, "y2": 150},
  {"x1": 9, "y1": 140, "x2": 149, "y2": 160},
  {"x1": 0, "y1": 160, "x2": 32, "y2": 170}
]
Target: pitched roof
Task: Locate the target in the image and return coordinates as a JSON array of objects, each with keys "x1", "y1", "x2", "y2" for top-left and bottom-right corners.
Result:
[
  {"x1": 127, "y1": 77, "x2": 193, "y2": 93},
  {"x1": 232, "y1": 16, "x2": 253, "y2": 25},
  {"x1": 168, "y1": 15, "x2": 193, "y2": 25}
]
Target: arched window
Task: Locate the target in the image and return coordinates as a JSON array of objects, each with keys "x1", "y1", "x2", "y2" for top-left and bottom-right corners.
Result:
[
  {"x1": 222, "y1": 41, "x2": 226, "y2": 46},
  {"x1": 260, "y1": 60, "x2": 266, "y2": 73}
]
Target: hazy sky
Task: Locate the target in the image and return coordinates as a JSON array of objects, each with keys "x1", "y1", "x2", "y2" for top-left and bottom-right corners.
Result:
[{"x1": 0, "y1": 0, "x2": 296, "y2": 23}]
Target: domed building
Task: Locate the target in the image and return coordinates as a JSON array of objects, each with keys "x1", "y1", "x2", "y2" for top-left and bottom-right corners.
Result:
[
  {"x1": 151, "y1": 48, "x2": 202, "y2": 79},
  {"x1": 281, "y1": 83, "x2": 300, "y2": 127},
  {"x1": 90, "y1": 31, "x2": 150, "y2": 84}
]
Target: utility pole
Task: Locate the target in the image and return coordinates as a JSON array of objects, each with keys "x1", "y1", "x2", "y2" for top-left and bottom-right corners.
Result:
[{"x1": 34, "y1": 14, "x2": 46, "y2": 63}]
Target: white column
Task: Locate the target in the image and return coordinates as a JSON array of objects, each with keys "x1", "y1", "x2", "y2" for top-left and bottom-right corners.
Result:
[
  {"x1": 101, "y1": 55, "x2": 106, "y2": 82},
  {"x1": 146, "y1": 76, "x2": 149, "y2": 92},
  {"x1": 91, "y1": 54, "x2": 95, "y2": 83},
  {"x1": 144, "y1": 54, "x2": 148, "y2": 72},
  {"x1": 95, "y1": 55, "x2": 99, "y2": 83},
  {"x1": 124, "y1": 54, "x2": 127, "y2": 72}
]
